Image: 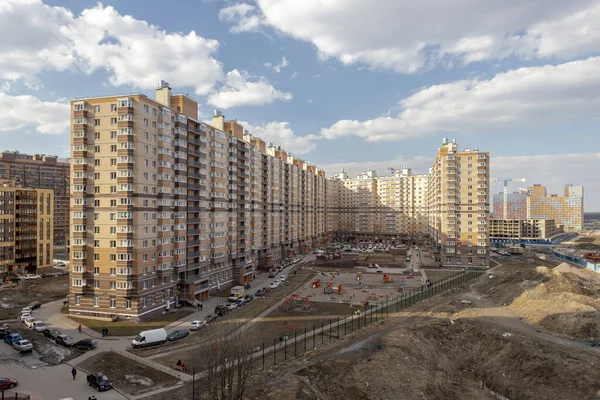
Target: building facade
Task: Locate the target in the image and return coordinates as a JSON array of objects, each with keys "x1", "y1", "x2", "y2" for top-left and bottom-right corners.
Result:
[
  {"x1": 0, "y1": 180, "x2": 54, "y2": 275},
  {"x1": 489, "y1": 218, "x2": 564, "y2": 242},
  {"x1": 0, "y1": 152, "x2": 69, "y2": 246},
  {"x1": 327, "y1": 167, "x2": 429, "y2": 245},
  {"x1": 428, "y1": 139, "x2": 490, "y2": 267},
  {"x1": 527, "y1": 184, "x2": 584, "y2": 231},
  {"x1": 68, "y1": 83, "x2": 327, "y2": 321},
  {"x1": 492, "y1": 191, "x2": 528, "y2": 219}
]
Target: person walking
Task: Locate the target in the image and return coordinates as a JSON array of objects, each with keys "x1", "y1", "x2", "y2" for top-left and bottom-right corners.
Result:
[
  {"x1": 71, "y1": 367, "x2": 77, "y2": 380},
  {"x1": 77, "y1": 324, "x2": 82, "y2": 333},
  {"x1": 200, "y1": 303, "x2": 203, "y2": 311}
]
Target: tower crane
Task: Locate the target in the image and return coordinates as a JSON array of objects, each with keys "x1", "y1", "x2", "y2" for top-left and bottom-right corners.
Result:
[{"x1": 491, "y1": 177, "x2": 527, "y2": 218}]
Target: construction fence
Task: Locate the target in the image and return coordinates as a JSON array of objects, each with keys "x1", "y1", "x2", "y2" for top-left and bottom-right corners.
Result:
[
  {"x1": 252, "y1": 269, "x2": 486, "y2": 369},
  {"x1": 546, "y1": 248, "x2": 600, "y2": 272},
  {"x1": 0, "y1": 393, "x2": 30, "y2": 400}
]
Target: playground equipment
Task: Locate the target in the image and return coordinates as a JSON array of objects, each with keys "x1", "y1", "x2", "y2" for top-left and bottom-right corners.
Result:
[
  {"x1": 349, "y1": 303, "x2": 363, "y2": 314},
  {"x1": 278, "y1": 293, "x2": 310, "y2": 313},
  {"x1": 324, "y1": 283, "x2": 343, "y2": 295},
  {"x1": 312, "y1": 279, "x2": 321, "y2": 288},
  {"x1": 383, "y1": 274, "x2": 392, "y2": 283},
  {"x1": 367, "y1": 293, "x2": 378, "y2": 301},
  {"x1": 356, "y1": 272, "x2": 362, "y2": 281}
]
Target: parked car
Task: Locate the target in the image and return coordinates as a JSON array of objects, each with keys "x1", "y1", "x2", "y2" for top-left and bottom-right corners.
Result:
[
  {"x1": 41, "y1": 273, "x2": 56, "y2": 278},
  {"x1": 57, "y1": 270, "x2": 69, "y2": 276},
  {"x1": 167, "y1": 329, "x2": 189, "y2": 341},
  {"x1": 243, "y1": 294, "x2": 254, "y2": 302},
  {"x1": 20, "y1": 307, "x2": 31, "y2": 315},
  {"x1": 254, "y1": 288, "x2": 267, "y2": 297},
  {"x1": 225, "y1": 302, "x2": 237, "y2": 311},
  {"x1": 4, "y1": 333, "x2": 22, "y2": 345},
  {"x1": 269, "y1": 280, "x2": 281, "y2": 289},
  {"x1": 86, "y1": 373, "x2": 113, "y2": 392},
  {"x1": 55, "y1": 334, "x2": 76, "y2": 347},
  {"x1": 131, "y1": 328, "x2": 167, "y2": 349},
  {"x1": 28, "y1": 301, "x2": 42, "y2": 310},
  {"x1": 20, "y1": 314, "x2": 32, "y2": 323},
  {"x1": 214, "y1": 304, "x2": 229, "y2": 316},
  {"x1": 31, "y1": 321, "x2": 46, "y2": 333},
  {"x1": 24, "y1": 274, "x2": 41, "y2": 280},
  {"x1": 235, "y1": 298, "x2": 245, "y2": 307},
  {"x1": 280, "y1": 275, "x2": 286, "y2": 282},
  {"x1": 23, "y1": 318, "x2": 36, "y2": 329},
  {"x1": 205, "y1": 313, "x2": 218, "y2": 324},
  {"x1": 0, "y1": 327, "x2": 10, "y2": 339},
  {"x1": 73, "y1": 339, "x2": 97, "y2": 350},
  {"x1": 12, "y1": 340, "x2": 33, "y2": 353},
  {"x1": 42, "y1": 328, "x2": 61, "y2": 340},
  {"x1": 0, "y1": 378, "x2": 18, "y2": 390}
]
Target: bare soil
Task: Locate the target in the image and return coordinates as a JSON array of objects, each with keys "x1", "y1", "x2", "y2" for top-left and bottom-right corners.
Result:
[
  {"x1": 78, "y1": 351, "x2": 180, "y2": 396},
  {"x1": 5, "y1": 322, "x2": 82, "y2": 364},
  {"x1": 0, "y1": 275, "x2": 69, "y2": 320}
]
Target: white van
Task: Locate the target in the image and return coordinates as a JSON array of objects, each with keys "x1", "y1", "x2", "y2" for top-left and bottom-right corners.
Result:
[{"x1": 131, "y1": 328, "x2": 167, "y2": 349}]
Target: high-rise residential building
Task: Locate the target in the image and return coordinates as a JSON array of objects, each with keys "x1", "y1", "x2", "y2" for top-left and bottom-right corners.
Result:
[
  {"x1": 489, "y1": 218, "x2": 564, "y2": 243},
  {"x1": 492, "y1": 191, "x2": 528, "y2": 219},
  {"x1": 428, "y1": 139, "x2": 490, "y2": 267},
  {"x1": 68, "y1": 82, "x2": 327, "y2": 321},
  {"x1": 0, "y1": 179, "x2": 54, "y2": 275},
  {"x1": 327, "y1": 167, "x2": 429, "y2": 245},
  {"x1": 527, "y1": 184, "x2": 584, "y2": 231},
  {"x1": 0, "y1": 152, "x2": 69, "y2": 246}
]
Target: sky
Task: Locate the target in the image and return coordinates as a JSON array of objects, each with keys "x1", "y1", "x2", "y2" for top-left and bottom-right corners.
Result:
[{"x1": 0, "y1": 0, "x2": 598, "y2": 211}]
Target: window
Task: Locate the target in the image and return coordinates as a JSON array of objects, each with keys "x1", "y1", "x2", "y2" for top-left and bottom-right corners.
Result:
[
  {"x1": 110, "y1": 297, "x2": 116, "y2": 308},
  {"x1": 111, "y1": 104, "x2": 117, "y2": 112},
  {"x1": 110, "y1": 199, "x2": 117, "y2": 207},
  {"x1": 152, "y1": 121, "x2": 157, "y2": 128},
  {"x1": 109, "y1": 268, "x2": 116, "y2": 275},
  {"x1": 110, "y1": 254, "x2": 116, "y2": 262},
  {"x1": 110, "y1": 227, "x2": 116, "y2": 234},
  {"x1": 94, "y1": 159, "x2": 100, "y2": 167},
  {"x1": 93, "y1": 280, "x2": 100, "y2": 288},
  {"x1": 111, "y1": 131, "x2": 117, "y2": 139},
  {"x1": 110, "y1": 145, "x2": 117, "y2": 152},
  {"x1": 94, "y1": 254, "x2": 99, "y2": 261},
  {"x1": 110, "y1": 240, "x2": 116, "y2": 248},
  {"x1": 110, "y1": 118, "x2": 117, "y2": 125},
  {"x1": 125, "y1": 298, "x2": 131, "y2": 309},
  {"x1": 94, "y1": 240, "x2": 100, "y2": 247},
  {"x1": 95, "y1": 132, "x2": 100, "y2": 139},
  {"x1": 75, "y1": 296, "x2": 81, "y2": 305},
  {"x1": 94, "y1": 105, "x2": 100, "y2": 112},
  {"x1": 144, "y1": 118, "x2": 149, "y2": 126},
  {"x1": 93, "y1": 296, "x2": 100, "y2": 307},
  {"x1": 144, "y1": 104, "x2": 149, "y2": 113},
  {"x1": 94, "y1": 227, "x2": 100, "y2": 234},
  {"x1": 110, "y1": 158, "x2": 117, "y2": 166},
  {"x1": 94, "y1": 119, "x2": 100, "y2": 126},
  {"x1": 144, "y1": 132, "x2": 149, "y2": 140},
  {"x1": 94, "y1": 213, "x2": 99, "y2": 221},
  {"x1": 109, "y1": 281, "x2": 116, "y2": 290}
]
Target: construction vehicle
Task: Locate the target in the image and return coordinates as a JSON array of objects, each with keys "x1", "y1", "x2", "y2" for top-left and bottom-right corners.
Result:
[{"x1": 584, "y1": 252, "x2": 600, "y2": 262}]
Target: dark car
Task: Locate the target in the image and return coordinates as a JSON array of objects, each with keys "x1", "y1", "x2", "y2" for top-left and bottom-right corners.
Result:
[
  {"x1": 57, "y1": 270, "x2": 69, "y2": 276},
  {"x1": 55, "y1": 334, "x2": 76, "y2": 347},
  {"x1": 28, "y1": 301, "x2": 42, "y2": 310},
  {"x1": 205, "y1": 313, "x2": 218, "y2": 324},
  {"x1": 235, "y1": 298, "x2": 245, "y2": 307},
  {"x1": 0, "y1": 377, "x2": 18, "y2": 390},
  {"x1": 86, "y1": 372, "x2": 112, "y2": 392},
  {"x1": 42, "y1": 328, "x2": 62, "y2": 340},
  {"x1": 254, "y1": 288, "x2": 267, "y2": 297},
  {"x1": 4, "y1": 333, "x2": 22, "y2": 345},
  {"x1": 0, "y1": 327, "x2": 10, "y2": 339},
  {"x1": 167, "y1": 329, "x2": 189, "y2": 342},
  {"x1": 74, "y1": 338, "x2": 97, "y2": 350},
  {"x1": 214, "y1": 304, "x2": 229, "y2": 317},
  {"x1": 244, "y1": 294, "x2": 254, "y2": 302}
]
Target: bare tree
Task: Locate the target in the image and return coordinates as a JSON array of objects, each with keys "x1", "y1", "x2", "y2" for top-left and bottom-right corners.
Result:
[{"x1": 201, "y1": 324, "x2": 255, "y2": 400}]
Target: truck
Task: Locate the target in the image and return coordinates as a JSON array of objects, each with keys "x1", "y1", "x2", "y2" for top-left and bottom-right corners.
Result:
[
  {"x1": 131, "y1": 328, "x2": 167, "y2": 349},
  {"x1": 228, "y1": 286, "x2": 245, "y2": 302}
]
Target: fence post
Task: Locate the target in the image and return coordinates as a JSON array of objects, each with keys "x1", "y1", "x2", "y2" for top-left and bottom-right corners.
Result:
[
  {"x1": 345, "y1": 314, "x2": 347, "y2": 336},
  {"x1": 321, "y1": 321, "x2": 324, "y2": 345},
  {"x1": 262, "y1": 341, "x2": 265, "y2": 370},
  {"x1": 313, "y1": 325, "x2": 315, "y2": 349},
  {"x1": 386, "y1": 298, "x2": 389, "y2": 317},
  {"x1": 358, "y1": 311, "x2": 361, "y2": 329},
  {"x1": 372, "y1": 304, "x2": 375, "y2": 323},
  {"x1": 295, "y1": 331, "x2": 297, "y2": 357},
  {"x1": 304, "y1": 328, "x2": 307, "y2": 353},
  {"x1": 284, "y1": 336, "x2": 287, "y2": 361},
  {"x1": 337, "y1": 317, "x2": 339, "y2": 339},
  {"x1": 273, "y1": 338, "x2": 276, "y2": 366}
]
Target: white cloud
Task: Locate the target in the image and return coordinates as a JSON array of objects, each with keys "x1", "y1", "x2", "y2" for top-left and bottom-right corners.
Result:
[
  {"x1": 290, "y1": 71, "x2": 298, "y2": 79},
  {"x1": 218, "y1": 3, "x2": 264, "y2": 33},
  {"x1": 320, "y1": 57, "x2": 600, "y2": 141},
  {"x1": 240, "y1": 121, "x2": 317, "y2": 155},
  {"x1": 0, "y1": 0, "x2": 224, "y2": 95},
  {"x1": 264, "y1": 56, "x2": 289, "y2": 73},
  {"x1": 0, "y1": 92, "x2": 69, "y2": 134},
  {"x1": 222, "y1": 0, "x2": 600, "y2": 72},
  {"x1": 322, "y1": 152, "x2": 600, "y2": 210},
  {"x1": 208, "y1": 69, "x2": 292, "y2": 109}
]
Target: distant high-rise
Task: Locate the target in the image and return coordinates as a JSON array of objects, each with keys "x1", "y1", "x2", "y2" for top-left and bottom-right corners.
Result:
[
  {"x1": 527, "y1": 184, "x2": 584, "y2": 230},
  {"x1": 493, "y1": 191, "x2": 528, "y2": 219},
  {"x1": 0, "y1": 152, "x2": 69, "y2": 246},
  {"x1": 428, "y1": 139, "x2": 490, "y2": 267}
]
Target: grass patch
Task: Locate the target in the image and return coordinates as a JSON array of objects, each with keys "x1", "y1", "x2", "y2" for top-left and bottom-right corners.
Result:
[
  {"x1": 61, "y1": 305, "x2": 69, "y2": 314},
  {"x1": 212, "y1": 287, "x2": 232, "y2": 297},
  {"x1": 425, "y1": 269, "x2": 461, "y2": 283},
  {"x1": 71, "y1": 309, "x2": 194, "y2": 336}
]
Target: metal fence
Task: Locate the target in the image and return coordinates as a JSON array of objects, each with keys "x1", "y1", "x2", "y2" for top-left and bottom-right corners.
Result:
[
  {"x1": 252, "y1": 269, "x2": 486, "y2": 369},
  {"x1": 0, "y1": 392, "x2": 31, "y2": 400},
  {"x1": 546, "y1": 248, "x2": 600, "y2": 272}
]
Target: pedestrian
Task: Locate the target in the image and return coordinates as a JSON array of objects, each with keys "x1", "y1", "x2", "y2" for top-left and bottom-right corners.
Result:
[
  {"x1": 77, "y1": 324, "x2": 82, "y2": 333},
  {"x1": 105, "y1": 327, "x2": 109, "y2": 337},
  {"x1": 200, "y1": 303, "x2": 203, "y2": 311},
  {"x1": 71, "y1": 367, "x2": 77, "y2": 380},
  {"x1": 196, "y1": 303, "x2": 200, "y2": 311}
]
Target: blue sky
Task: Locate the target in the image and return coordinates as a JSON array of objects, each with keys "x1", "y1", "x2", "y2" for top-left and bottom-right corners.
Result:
[{"x1": 0, "y1": 0, "x2": 598, "y2": 210}]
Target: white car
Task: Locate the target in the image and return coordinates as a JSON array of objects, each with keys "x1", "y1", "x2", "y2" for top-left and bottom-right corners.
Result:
[
  {"x1": 279, "y1": 275, "x2": 286, "y2": 282},
  {"x1": 269, "y1": 280, "x2": 281, "y2": 289},
  {"x1": 24, "y1": 274, "x2": 41, "y2": 280},
  {"x1": 32, "y1": 321, "x2": 46, "y2": 333},
  {"x1": 20, "y1": 313, "x2": 32, "y2": 322},
  {"x1": 13, "y1": 339, "x2": 33, "y2": 353},
  {"x1": 20, "y1": 307, "x2": 31, "y2": 315},
  {"x1": 189, "y1": 320, "x2": 207, "y2": 331},
  {"x1": 23, "y1": 318, "x2": 36, "y2": 329}
]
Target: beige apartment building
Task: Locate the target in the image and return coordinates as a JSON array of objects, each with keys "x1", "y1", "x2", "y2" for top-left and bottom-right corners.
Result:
[
  {"x1": 527, "y1": 184, "x2": 584, "y2": 231},
  {"x1": 69, "y1": 82, "x2": 327, "y2": 321},
  {"x1": 489, "y1": 218, "x2": 563, "y2": 242},
  {"x1": 428, "y1": 139, "x2": 490, "y2": 267},
  {"x1": 0, "y1": 179, "x2": 53, "y2": 275},
  {"x1": 327, "y1": 167, "x2": 429, "y2": 245},
  {"x1": 0, "y1": 152, "x2": 69, "y2": 246}
]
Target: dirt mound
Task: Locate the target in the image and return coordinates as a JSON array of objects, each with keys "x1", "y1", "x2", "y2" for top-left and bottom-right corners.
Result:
[{"x1": 508, "y1": 264, "x2": 600, "y2": 339}]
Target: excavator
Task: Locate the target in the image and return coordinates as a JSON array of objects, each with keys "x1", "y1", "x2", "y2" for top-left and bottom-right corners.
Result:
[{"x1": 584, "y1": 252, "x2": 600, "y2": 262}]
